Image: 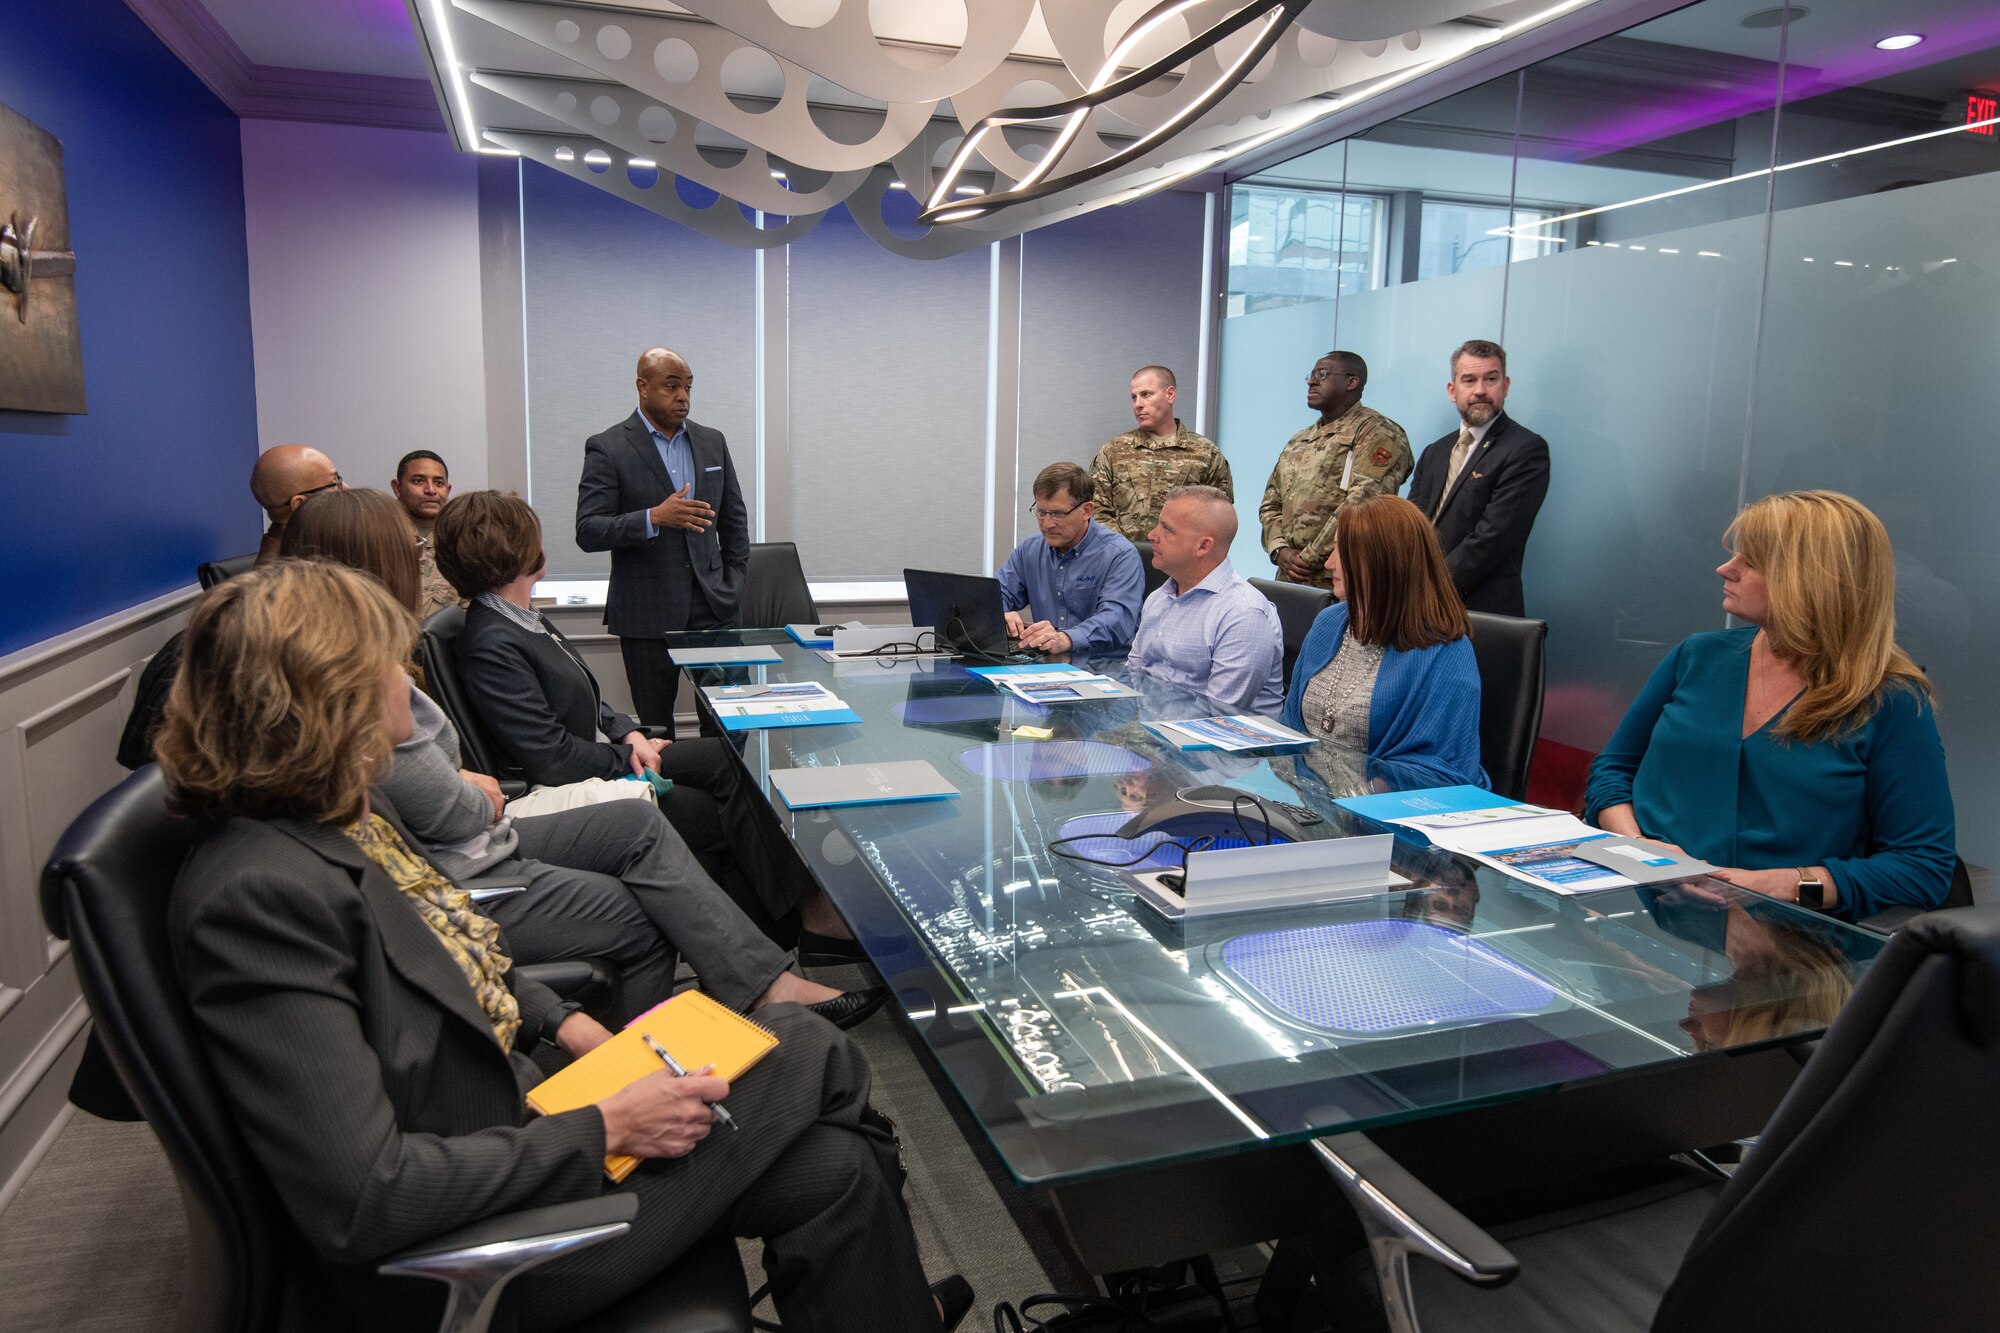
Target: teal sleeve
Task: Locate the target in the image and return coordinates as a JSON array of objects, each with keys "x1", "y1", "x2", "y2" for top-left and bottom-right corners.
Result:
[
  {"x1": 1584, "y1": 642, "x2": 1685, "y2": 825},
  {"x1": 1822, "y1": 687, "x2": 1956, "y2": 918}
]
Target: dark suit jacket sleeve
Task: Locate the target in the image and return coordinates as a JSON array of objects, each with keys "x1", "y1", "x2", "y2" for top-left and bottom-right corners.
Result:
[
  {"x1": 575, "y1": 428, "x2": 654, "y2": 553},
  {"x1": 171, "y1": 852, "x2": 608, "y2": 1265},
  {"x1": 458, "y1": 623, "x2": 633, "y2": 786},
  {"x1": 713, "y1": 427, "x2": 749, "y2": 585},
  {"x1": 1444, "y1": 431, "x2": 1551, "y2": 597}
]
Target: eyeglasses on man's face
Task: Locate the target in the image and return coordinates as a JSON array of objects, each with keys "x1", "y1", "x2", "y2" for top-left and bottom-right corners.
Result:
[
  {"x1": 1307, "y1": 368, "x2": 1356, "y2": 384},
  {"x1": 294, "y1": 473, "x2": 344, "y2": 501},
  {"x1": 1027, "y1": 500, "x2": 1084, "y2": 522}
]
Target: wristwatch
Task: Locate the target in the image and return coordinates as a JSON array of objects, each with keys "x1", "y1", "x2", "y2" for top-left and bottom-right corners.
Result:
[{"x1": 1794, "y1": 869, "x2": 1826, "y2": 911}]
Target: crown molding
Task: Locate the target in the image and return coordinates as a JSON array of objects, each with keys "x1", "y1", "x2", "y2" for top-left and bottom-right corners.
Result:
[{"x1": 126, "y1": 0, "x2": 445, "y2": 132}]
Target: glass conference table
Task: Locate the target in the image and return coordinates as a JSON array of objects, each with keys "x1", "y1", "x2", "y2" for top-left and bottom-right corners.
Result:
[{"x1": 670, "y1": 630, "x2": 1885, "y2": 1259}]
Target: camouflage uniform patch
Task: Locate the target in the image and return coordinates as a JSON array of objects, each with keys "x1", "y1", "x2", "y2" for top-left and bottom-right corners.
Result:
[
  {"x1": 1089, "y1": 421, "x2": 1234, "y2": 542},
  {"x1": 1258, "y1": 404, "x2": 1413, "y2": 590},
  {"x1": 415, "y1": 531, "x2": 462, "y2": 620}
]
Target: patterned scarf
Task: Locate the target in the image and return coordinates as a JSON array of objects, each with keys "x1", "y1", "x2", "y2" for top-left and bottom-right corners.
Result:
[{"x1": 343, "y1": 813, "x2": 521, "y2": 1052}]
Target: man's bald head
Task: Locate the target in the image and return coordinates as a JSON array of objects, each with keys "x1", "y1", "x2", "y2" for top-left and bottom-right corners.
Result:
[
  {"x1": 250, "y1": 445, "x2": 341, "y2": 519},
  {"x1": 1147, "y1": 484, "x2": 1238, "y2": 588},
  {"x1": 635, "y1": 347, "x2": 694, "y2": 433},
  {"x1": 1163, "y1": 485, "x2": 1237, "y2": 546}
]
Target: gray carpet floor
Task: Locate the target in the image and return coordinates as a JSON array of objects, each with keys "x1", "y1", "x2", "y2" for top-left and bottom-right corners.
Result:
[{"x1": 0, "y1": 978, "x2": 1056, "y2": 1333}]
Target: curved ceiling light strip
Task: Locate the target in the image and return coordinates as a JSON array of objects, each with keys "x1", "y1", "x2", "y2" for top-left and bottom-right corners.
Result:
[
  {"x1": 472, "y1": 71, "x2": 870, "y2": 216},
  {"x1": 485, "y1": 129, "x2": 825, "y2": 249},
  {"x1": 456, "y1": 0, "x2": 935, "y2": 173},
  {"x1": 918, "y1": 0, "x2": 1312, "y2": 225},
  {"x1": 670, "y1": 0, "x2": 1039, "y2": 106}
]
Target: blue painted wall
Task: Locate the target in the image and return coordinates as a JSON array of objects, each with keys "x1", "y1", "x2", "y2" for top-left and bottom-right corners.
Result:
[{"x1": 0, "y1": 0, "x2": 259, "y2": 656}]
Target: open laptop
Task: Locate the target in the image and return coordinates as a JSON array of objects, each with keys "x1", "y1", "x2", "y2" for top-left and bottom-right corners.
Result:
[{"x1": 903, "y1": 568, "x2": 1041, "y2": 661}]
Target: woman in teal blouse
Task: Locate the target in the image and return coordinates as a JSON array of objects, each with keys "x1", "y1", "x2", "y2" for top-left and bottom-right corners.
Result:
[{"x1": 1585, "y1": 491, "x2": 1954, "y2": 921}]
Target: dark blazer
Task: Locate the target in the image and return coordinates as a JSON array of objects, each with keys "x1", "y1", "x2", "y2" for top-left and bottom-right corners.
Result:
[
  {"x1": 457, "y1": 599, "x2": 638, "y2": 786},
  {"x1": 1404, "y1": 411, "x2": 1551, "y2": 617},
  {"x1": 575, "y1": 412, "x2": 749, "y2": 636},
  {"x1": 168, "y1": 794, "x2": 604, "y2": 1333}
]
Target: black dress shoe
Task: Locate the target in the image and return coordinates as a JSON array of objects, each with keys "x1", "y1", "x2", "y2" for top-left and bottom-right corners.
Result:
[
  {"x1": 931, "y1": 1275, "x2": 975, "y2": 1332},
  {"x1": 797, "y1": 929, "x2": 867, "y2": 966},
  {"x1": 806, "y1": 986, "x2": 889, "y2": 1030}
]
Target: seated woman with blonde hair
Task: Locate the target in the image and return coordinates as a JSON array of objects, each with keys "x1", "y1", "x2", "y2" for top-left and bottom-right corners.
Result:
[
  {"x1": 1586, "y1": 491, "x2": 1955, "y2": 920},
  {"x1": 1279, "y1": 494, "x2": 1486, "y2": 790},
  {"x1": 154, "y1": 559, "x2": 962, "y2": 1331}
]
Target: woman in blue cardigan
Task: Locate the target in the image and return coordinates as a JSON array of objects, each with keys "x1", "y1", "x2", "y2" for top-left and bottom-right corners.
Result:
[
  {"x1": 1585, "y1": 491, "x2": 1954, "y2": 921},
  {"x1": 1280, "y1": 495, "x2": 1487, "y2": 790}
]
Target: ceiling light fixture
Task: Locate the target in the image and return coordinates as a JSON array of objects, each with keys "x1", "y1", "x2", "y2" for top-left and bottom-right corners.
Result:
[
  {"x1": 1875, "y1": 34, "x2": 1923, "y2": 50},
  {"x1": 422, "y1": 0, "x2": 478, "y2": 150},
  {"x1": 920, "y1": 0, "x2": 1310, "y2": 225}
]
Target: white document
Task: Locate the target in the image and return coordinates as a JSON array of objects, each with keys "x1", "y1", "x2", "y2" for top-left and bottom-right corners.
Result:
[
  {"x1": 1389, "y1": 804, "x2": 1636, "y2": 896},
  {"x1": 1150, "y1": 715, "x2": 1317, "y2": 752}
]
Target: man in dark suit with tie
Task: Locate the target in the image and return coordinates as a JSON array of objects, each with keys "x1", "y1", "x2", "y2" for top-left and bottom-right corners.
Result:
[
  {"x1": 1404, "y1": 339, "x2": 1551, "y2": 617},
  {"x1": 577, "y1": 346, "x2": 749, "y2": 734}
]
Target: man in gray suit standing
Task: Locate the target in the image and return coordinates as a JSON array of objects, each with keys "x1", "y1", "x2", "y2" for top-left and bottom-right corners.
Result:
[{"x1": 577, "y1": 346, "x2": 750, "y2": 734}]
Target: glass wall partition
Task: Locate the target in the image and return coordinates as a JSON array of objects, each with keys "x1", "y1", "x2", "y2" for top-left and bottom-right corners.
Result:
[{"x1": 1218, "y1": 0, "x2": 2000, "y2": 866}]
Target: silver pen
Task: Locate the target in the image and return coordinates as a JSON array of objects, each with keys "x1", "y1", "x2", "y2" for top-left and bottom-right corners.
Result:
[{"x1": 641, "y1": 1033, "x2": 739, "y2": 1131}]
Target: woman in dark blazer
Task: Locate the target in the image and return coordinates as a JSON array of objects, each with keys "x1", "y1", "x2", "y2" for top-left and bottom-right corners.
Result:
[
  {"x1": 435, "y1": 490, "x2": 860, "y2": 953},
  {"x1": 154, "y1": 559, "x2": 962, "y2": 1333}
]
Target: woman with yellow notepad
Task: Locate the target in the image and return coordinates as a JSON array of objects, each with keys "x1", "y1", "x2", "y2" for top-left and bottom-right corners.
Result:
[{"x1": 155, "y1": 560, "x2": 969, "y2": 1333}]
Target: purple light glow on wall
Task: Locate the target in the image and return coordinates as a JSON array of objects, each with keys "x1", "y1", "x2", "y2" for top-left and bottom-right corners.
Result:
[{"x1": 1536, "y1": 12, "x2": 2000, "y2": 170}]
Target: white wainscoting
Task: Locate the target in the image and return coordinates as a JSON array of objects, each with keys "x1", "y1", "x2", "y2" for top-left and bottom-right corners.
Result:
[{"x1": 0, "y1": 586, "x2": 196, "y2": 1214}]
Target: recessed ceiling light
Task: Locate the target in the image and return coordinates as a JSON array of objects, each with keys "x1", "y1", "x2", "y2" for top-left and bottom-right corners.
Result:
[
  {"x1": 1741, "y1": 5, "x2": 1808, "y2": 29},
  {"x1": 1876, "y1": 33, "x2": 1923, "y2": 50}
]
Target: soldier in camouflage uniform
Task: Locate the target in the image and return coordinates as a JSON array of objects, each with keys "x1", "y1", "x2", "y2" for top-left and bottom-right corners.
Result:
[
  {"x1": 1089, "y1": 365, "x2": 1233, "y2": 542},
  {"x1": 391, "y1": 449, "x2": 464, "y2": 618},
  {"x1": 1260, "y1": 351, "x2": 1412, "y2": 591}
]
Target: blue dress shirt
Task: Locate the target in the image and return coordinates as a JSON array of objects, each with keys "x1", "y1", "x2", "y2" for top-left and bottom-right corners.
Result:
[
  {"x1": 640, "y1": 409, "x2": 693, "y2": 539},
  {"x1": 996, "y1": 521, "x2": 1145, "y2": 654},
  {"x1": 1129, "y1": 562, "x2": 1285, "y2": 714},
  {"x1": 1583, "y1": 626, "x2": 1955, "y2": 919}
]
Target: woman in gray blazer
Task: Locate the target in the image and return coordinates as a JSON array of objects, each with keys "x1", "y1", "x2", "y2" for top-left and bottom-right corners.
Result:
[{"x1": 154, "y1": 560, "x2": 965, "y2": 1333}]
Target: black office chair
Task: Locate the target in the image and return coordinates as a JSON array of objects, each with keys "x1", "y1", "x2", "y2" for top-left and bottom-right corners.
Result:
[
  {"x1": 196, "y1": 553, "x2": 258, "y2": 590},
  {"x1": 743, "y1": 541, "x2": 816, "y2": 628},
  {"x1": 421, "y1": 604, "x2": 525, "y2": 783},
  {"x1": 1130, "y1": 539, "x2": 1168, "y2": 598},
  {"x1": 1320, "y1": 905, "x2": 2000, "y2": 1333},
  {"x1": 1250, "y1": 578, "x2": 1335, "y2": 692},
  {"x1": 40, "y1": 767, "x2": 750, "y2": 1333},
  {"x1": 1465, "y1": 612, "x2": 1546, "y2": 802}
]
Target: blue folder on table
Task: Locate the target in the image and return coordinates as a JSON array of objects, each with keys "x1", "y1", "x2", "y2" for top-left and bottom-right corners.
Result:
[{"x1": 713, "y1": 707, "x2": 862, "y2": 733}]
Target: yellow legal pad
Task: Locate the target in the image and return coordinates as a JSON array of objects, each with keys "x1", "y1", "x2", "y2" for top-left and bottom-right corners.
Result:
[{"x1": 525, "y1": 989, "x2": 780, "y2": 1181}]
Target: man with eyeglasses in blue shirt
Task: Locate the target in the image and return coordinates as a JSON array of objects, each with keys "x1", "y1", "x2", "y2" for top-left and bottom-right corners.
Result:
[
  {"x1": 250, "y1": 444, "x2": 345, "y2": 565},
  {"x1": 998, "y1": 462, "x2": 1145, "y2": 655}
]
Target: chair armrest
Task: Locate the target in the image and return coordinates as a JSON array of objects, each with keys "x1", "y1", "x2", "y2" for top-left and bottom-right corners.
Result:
[
  {"x1": 498, "y1": 779, "x2": 529, "y2": 800},
  {"x1": 1857, "y1": 905, "x2": 1924, "y2": 936},
  {"x1": 378, "y1": 1194, "x2": 638, "y2": 1333},
  {"x1": 1311, "y1": 1132, "x2": 1518, "y2": 1333}
]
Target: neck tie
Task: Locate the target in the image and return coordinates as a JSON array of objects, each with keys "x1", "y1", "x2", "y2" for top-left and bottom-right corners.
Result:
[{"x1": 1434, "y1": 426, "x2": 1474, "y2": 519}]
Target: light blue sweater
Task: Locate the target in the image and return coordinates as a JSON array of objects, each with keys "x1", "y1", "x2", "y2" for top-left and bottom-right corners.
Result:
[{"x1": 1281, "y1": 603, "x2": 1488, "y2": 791}]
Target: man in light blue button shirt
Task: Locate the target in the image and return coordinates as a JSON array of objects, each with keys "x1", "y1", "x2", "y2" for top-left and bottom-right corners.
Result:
[
  {"x1": 997, "y1": 462, "x2": 1145, "y2": 655},
  {"x1": 1129, "y1": 485, "x2": 1285, "y2": 714}
]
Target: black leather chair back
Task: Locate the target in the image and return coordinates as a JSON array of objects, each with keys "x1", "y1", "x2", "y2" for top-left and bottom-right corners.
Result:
[
  {"x1": 1652, "y1": 906, "x2": 2000, "y2": 1332},
  {"x1": 42, "y1": 768, "x2": 747, "y2": 1333},
  {"x1": 1466, "y1": 611, "x2": 1546, "y2": 801},
  {"x1": 42, "y1": 768, "x2": 295, "y2": 1333},
  {"x1": 744, "y1": 542, "x2": 816, "y2": 628},
  {"x1": 420, "y1": 604, "x2": 521, "y2": 781},
  {"x1": 196, "y1": 553, "x2": 258, "y2": 590},
  {"x1": 1130, "y1": 539, "x2": 1168, "y2": 598},
  {"x1": 1249, "y1": 578, "x2": 1335, "y2": 692}
]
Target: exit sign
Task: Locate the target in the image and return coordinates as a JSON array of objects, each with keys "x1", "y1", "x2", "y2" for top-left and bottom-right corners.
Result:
[{"x1": 1969, "y1": 91, "x2": 1998, "y2": 136}]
